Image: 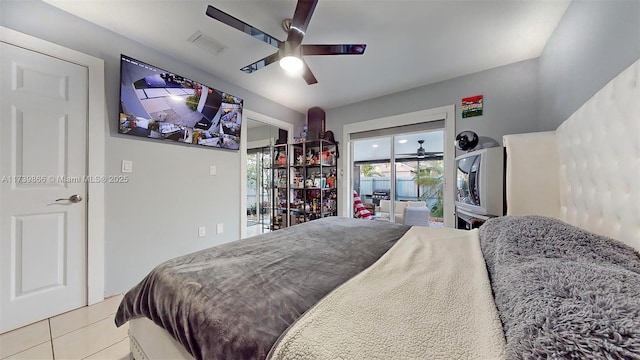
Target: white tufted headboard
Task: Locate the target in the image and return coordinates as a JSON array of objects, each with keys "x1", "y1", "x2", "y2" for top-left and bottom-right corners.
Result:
[{"x1": 504, "y1": 59, "x2": 640, "y2": 251}]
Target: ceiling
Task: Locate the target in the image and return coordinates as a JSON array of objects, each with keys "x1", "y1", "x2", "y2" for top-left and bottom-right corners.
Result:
[{"x1": 44, "y1": 0, "x2": 570, "y2": 114}]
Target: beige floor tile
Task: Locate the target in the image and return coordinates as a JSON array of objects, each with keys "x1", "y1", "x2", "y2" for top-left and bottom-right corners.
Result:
[
  {"x1": 2, "y1": 341, "x2": 53, "y2": 360},
  {"x1": 50, "y1": 294, "x2": 124, "y2": 339},
  {"x1": 52, "y1": 315, "x2": 128, "y2": 360},
  {"x1": 83, "y1": 338, "x2": 130, "y2": 360},
  {"x1": 0, "y1": 320, "x2": 50, "y2": 359}
]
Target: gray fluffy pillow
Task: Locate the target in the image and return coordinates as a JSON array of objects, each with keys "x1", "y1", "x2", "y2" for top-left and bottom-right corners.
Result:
[{"x1": 479, "y1": 216, "x2": 640, "y2": 359}]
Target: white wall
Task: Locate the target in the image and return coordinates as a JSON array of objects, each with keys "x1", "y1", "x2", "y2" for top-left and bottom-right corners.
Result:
[
  {"x1": 327, "y1": 58, "x2": 540, "y2": 151},
  {"x1": 538, "y1": 0, "x2": 640, "y2": 131},
  {"x1": 0, "y1": 0, "x2": 304, "y2": 295}
]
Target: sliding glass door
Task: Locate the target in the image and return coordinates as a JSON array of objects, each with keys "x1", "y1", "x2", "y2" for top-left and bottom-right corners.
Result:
[{"x1": 351, "y1": 130, "x2": 444, "y2": 227}]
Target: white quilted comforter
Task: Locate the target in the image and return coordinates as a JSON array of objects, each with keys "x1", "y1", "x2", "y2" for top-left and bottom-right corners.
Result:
[{"x1": 268, "y1": 226, "x2": 506, "y2": 360}]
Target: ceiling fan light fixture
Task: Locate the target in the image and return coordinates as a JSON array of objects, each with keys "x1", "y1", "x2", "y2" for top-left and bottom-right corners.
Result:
[
  {"x1": 280, "y1": 55, "x2": 303, "y2": 73},
  {"x1": 279, "y1": 41, "x2": 303, "y2": 73}
]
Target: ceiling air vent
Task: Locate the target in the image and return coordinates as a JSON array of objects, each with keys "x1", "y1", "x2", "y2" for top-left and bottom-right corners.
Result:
[{"x1": 188, "y1": 31, "x2": 225, "y2": 55}]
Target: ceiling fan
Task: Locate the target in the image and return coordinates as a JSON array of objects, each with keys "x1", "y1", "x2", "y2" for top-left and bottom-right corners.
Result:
[
  {"x1": 398, "y1": 140, "x2": 443, "y2": 159},
  {"x1": 205, "y1": 0, "x2": 366, "y2": 85}
]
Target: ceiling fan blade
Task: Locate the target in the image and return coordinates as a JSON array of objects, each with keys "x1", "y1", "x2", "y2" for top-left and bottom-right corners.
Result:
[
  {"x1": 286, "y1": 0, "x2": 318, "y2": 45},
  {"x1": 240, "y1": 51, "x2": 281, "y2": 74},
  {"x1": 301, "y1": 59, "x2": 318, "y2": 85},
  {"x1": 396, "y1": 155, "x2": 444, "y2": 160},
  {"x1": 397, "y1": 152, "x2": 443, "y2": 156},
  {"x1": 302, "y1": 44, "x2": 367, "y2": 56},
  {"x1": 206, "y1": 5, "x2": 281, "y2": 48}
]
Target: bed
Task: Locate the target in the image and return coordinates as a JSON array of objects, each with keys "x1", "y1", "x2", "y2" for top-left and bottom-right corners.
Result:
[{"x1": 116, "y1": 59, "x2": 640, "y2": 360}]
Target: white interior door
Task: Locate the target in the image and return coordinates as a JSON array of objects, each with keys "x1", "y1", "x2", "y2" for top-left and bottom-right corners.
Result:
[{"x1": 0, "y1": 42, "x2": 88, "y2": 333}]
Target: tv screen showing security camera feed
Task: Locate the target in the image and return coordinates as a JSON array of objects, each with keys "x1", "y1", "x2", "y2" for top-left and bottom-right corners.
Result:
[{"x1": 118, "y1": 54, "x2": 243, "y2": 150}]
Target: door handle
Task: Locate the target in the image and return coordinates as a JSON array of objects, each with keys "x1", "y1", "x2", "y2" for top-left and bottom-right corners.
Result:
[{"x1": 55, "y1": 194, "x2": 83, "y2": 203}]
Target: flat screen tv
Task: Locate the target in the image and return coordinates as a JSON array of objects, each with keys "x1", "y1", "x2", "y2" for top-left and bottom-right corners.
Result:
[
  {"x1": 455, "y1": 147, "x2": 504, "y2": 216},
  {"x1": 118, "y1": 54, "x2": 243, "y2": 150}
]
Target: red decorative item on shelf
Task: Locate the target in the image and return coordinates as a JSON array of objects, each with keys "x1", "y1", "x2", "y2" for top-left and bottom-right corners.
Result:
[{"x1": 320, "y1": 151, "x2": 332, "y2": 165}]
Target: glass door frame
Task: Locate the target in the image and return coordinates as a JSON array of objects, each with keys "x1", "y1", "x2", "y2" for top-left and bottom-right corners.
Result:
[
  {"x1": 246, "y1": 146, "x2": 272, "y2": 235},
  {"x1": 350, "y1": 135, "x2": 397, "y2": 219},
  {"x1": 341, "y1": 105, "x2": 456, "y2": 227},
  {"x1": 350, "y1": 131, "x2": 444, "y2": 224},
  {"x1": 240, "y1": 110, "x2": 295, "y2": 239}
]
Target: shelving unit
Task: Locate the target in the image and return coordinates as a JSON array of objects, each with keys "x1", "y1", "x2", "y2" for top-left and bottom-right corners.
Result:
[
  {"x1": 288, "y1": 139, "x2": 338, "y2": 225},
  {"x1": 270, "y1": 143, "x2": 289, "y2": 230},
  {"x1": 267, "y1": 139, "x2": 339, "y2": 230}
]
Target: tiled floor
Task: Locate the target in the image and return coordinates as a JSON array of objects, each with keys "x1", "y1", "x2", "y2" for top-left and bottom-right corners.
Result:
[{"x1": 0, "y1": 294, "x2": 130, "y2": 360}]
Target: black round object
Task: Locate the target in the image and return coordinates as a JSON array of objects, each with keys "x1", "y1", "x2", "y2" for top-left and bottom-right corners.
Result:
[
  {"x1": 323, "y1": 130, "x2": 336, "y2": 143},
  {"x1": 455, "y1": 131, "x2": 479, "y2": 151}
]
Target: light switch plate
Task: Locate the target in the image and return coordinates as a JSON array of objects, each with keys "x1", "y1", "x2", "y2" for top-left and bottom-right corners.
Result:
[
  {"x1": 216, "y1": 223, "x2": 223, "y2": 234},
  {"x1": 122, "y1": 160, "x2": 133, "y2": 173},
  {"x1": 209, "y1": 166, "x2": 217, "y2": 176}
]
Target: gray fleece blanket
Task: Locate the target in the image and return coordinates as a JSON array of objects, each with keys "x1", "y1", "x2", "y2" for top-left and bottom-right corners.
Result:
[
  {"x1": 480, "y1": 216, "x2": 640, "y2": 359},
  {"x1": 115, "y1": 217, "x2": 410, "y2": 360}
]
